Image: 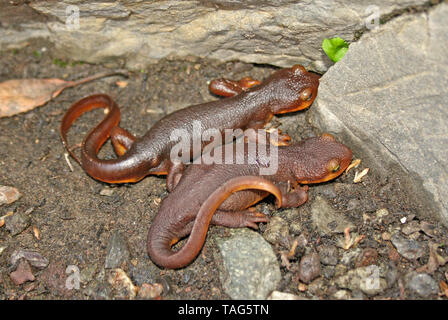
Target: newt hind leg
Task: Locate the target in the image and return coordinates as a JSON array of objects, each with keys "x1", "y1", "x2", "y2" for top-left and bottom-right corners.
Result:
[
  {"x1": 209, "y1": 76, "x2": 261, "y2": 97},
  {"x1": 110, "y1": 126, "x2": 136, "y2": 156}
]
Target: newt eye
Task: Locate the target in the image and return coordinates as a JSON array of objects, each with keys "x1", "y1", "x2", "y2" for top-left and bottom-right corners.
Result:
[
  {"x1": 300, "y1": 88, "x2": 313, "y2": 101},
  {"x1": 327, "y1": 159, "x2": 340, "y2": 173}
]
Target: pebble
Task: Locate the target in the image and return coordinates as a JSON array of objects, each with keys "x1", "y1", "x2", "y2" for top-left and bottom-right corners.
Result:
[
  {"x1": 375, "y1": 208, "x2": 389, "y2": 219},
  {"x1": 308, "y1": 278, "x2": 325, "y2": 296},
  {"x1": 267, "y1": 291, "x2": 306, "y2": 300},
  {"x1": 355, "y1": 248, "x2": 378, "y2": 268},
  {"x1": 314, "y1": 184, "x2": 337, "y2": 199},
  {"x1": 391, "y1": 234, "x2": 426, "y2": 260},
  {"x1": 108, "y1": 268, "x2": 137, "y2": 299},
  {"x1": 104, "y1": 231, "x2": 130, "y2": 269},
  {"x1": 0, "y1": 186, "x2": 21, "y2": 205},
  {"x1": 298, "y1": 252, "x2": 321, "y2": 284},
  {"x1": 318, "y1": 245, "x2": 339, "y2": 266},
  {"x1": 335, "y1": 265, "x2": 387, "y2": 296},
  {"x1": 405, "y1": 272, "x2": 438, "y2": 298},
  {"x1": 401, "y1": 220, "x2": 421, "y2": 235},
  {"x1": 10, "y1": 259, "x2": 35, "y2": 285},
  {"x1": 215, "y1": 228, "x2": 281, "y2": 299},
  {"x1": 385, "y1": 262, "x2": 398, "y2": 288},
  {"x1": 10, "y1": 249, "x2": 49, "y2": 269},
  {"x1": 137, "y1": 283, "x2": 163, "y2": 299},
  {"x1": 263, "y1": 216, "x2": 289, "y2": 245},
  {"x1": 311, "y1": 196, "x2": 354, "y2": 235},
  {"x1": 341, "y1": 248, "x2": 361, "y2": 266},
  {"x1": 4, "y1": 212, "x2": 31, "y2": 236},
  {"x1": 322, "y1": 266, "x2": 335, "y2": 279},
  {"x1": 381, "y1": 232, "x2": 392, "y2": 241},
  {"x1": 99, "y1": 187, "x2": 115, "y2": 197},
  {"x1": 332, "y1": 289, "x2": 351, "y2": 300},
  {"x1": 420, "y1": 221, "x2": 436, "y2": 237}
]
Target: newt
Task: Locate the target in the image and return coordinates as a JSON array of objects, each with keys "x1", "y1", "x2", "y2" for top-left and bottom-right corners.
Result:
[
  {"x1": 60, "y1": 65, "x2": 320, "y2": 190},
  {"x1": 147, "y1": 134, "x2": 352, "y2": 269}
]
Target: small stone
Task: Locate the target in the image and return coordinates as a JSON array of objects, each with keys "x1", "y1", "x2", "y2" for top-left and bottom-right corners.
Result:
[
  {"x1": 311, "y1": 196, "x2": 354, "y2": 235},
  {"x1": 267, "y1": 291, "x2": 306, "y2": 300},
  {"x1": 332, "y1": 289, "x2": 351, "y2": 300},
  {"x1": 420, "y1": 221, "x2": 436, "y2": 237},
  {"x1": 341, "y1": 248, "x2": 361, "y2": 266},
  {"x1": 400, "y1": 217, "x2": 407, "y2": 224},
  {"x1": 100, "y1": 187, "x2": 115, "y2": 197},
  {"x1": 308, "y1": 278, "x2": 325, "y2": 296},
  {"x1": 391, "y1": 234, "x2": 426, "y2": 260},
  {"x1": 10, "y1": 250, "x2": 49, "y2": 269},
  {"x1": 263, "y1": 216, "x2": 289, "y2": 244},
  {"x1": 299, "y1": 252, "x2": 321, "y2": 284},
  {"x1": 215, "y1": 229, "x2": 281, "y2": 300},
  {"x1": 137, "y1": 283, "x2": 163, "y2": 299},
  {"x1": 405, "y1": 272, "x2": 438, "y2": 298},
  {"x1": 355, "y1": 248, "x2": 378, "y2": 268},
  {"x1": 314, "y1": 184, "x2": 337, "y2": 199},
  {"x1": 318, "y1": 245, "x2": 339, "y2": 266},
  {"x1": 4, "y1": 212, "x2": 31, "y2": 236},
  {"x1": 381, "y1": 232, "x2": 391, "y2": 241},
  {"x1": 322, "y1": 266, "x2": 335, "y2": 279},
  {"x1": 375, "y1": 208, "x2": 389, "y2": 219},
  {"x1": 0, "y1": 186, "x2": 21, "y2": 205},
  {"x1": 335, "y1": 265, "x2": 387, "y2": 296},
  {"x1": 10, "y1": 259, "x2": 35, "y2": 285},
  {"x1": 297, "y1": 282, "x2": 307, "y2": 292},
  {"x1": 385, "y1": 262, "x2": 398, "y2": 288},
  {"x1": 105, "y1": 231, "x2": 130, "y2": 269},
  {"x1": 108, "y1": 268, "x2": 137, "y2": 299},
  {"x1": 334, "y1": 264, "x2": 347, "y2": 277},
  {"x1": 401, "y1": 220, "x2": 421, "y2": 235}
]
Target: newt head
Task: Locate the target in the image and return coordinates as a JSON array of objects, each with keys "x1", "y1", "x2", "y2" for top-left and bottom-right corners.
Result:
[
  {"x1": 285, "y1": 133, "x2": 352, "y2": 184},
  {"x1": 264, "y1": 64, "x2": 321, "y2": 114}
]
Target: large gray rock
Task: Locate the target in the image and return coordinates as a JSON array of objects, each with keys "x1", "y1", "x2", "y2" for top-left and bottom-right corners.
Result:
[
  {"x1": 214, "y1": 228, "x2": 281, "y2": 300},
  {"x1": 313, "y1": 3, "x2": 448, "y2": 225},
  {"x1": 0, "y1": 0, "x2": 429, "y2": 72}
]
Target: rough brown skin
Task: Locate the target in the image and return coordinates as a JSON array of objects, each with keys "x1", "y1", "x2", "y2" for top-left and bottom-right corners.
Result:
[
  {"x1": 60, "y1": 65, "x2": 320, "y2": 189},
  {"x1": 147, "y1": 135, "x2": 353, "y2": 269}
]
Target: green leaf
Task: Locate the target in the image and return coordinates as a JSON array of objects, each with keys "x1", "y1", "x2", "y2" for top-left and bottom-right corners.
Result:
[{"x1": 322, "y1": 37, "x2": 349, "y2": 62}]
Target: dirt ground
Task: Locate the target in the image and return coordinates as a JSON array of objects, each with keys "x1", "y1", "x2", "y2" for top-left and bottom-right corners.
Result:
[{"x1": 0, "y1": 40, "x2": 447, "y2": 300}]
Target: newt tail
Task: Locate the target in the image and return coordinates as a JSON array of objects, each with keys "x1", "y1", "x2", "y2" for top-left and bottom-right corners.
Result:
[
  {"x1": 60, "y1": 94, "x2": 153, "y2": 183},
  {"x1": 147, "y1": 176, "x2": 283, "y2": 269}
]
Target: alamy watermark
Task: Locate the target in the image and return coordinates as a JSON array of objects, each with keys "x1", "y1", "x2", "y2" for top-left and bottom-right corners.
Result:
[
  {"x1": 65, "y1": 265, "x2": 80, "y2": 290},
  {"x1": 66, "y1": 5, "x2": 80, "y2": 31},
  {"x1": 365, "y1": 5, "x2": 380, "y2": 30},
  {"x1": 170, "y1": 121, "x2": 279, "y2": 175}
]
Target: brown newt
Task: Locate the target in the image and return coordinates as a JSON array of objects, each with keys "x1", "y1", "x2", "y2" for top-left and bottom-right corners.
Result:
[
  {"x1": 147, "y1": 134, "x2": 352, "y2": 269},
  {"x1": 60, "y1": 65, "x2": 320, "y2": 190}
]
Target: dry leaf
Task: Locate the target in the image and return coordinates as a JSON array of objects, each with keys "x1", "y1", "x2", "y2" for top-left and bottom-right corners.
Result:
[
  {"x1": 0, "y1": 70, "x2": 128, "y2": 118},
  {"x1": 354, "y1": 168, "x2": 370, "y2": 183},
  {"x1": 345, "y1": 159, "x2": 361, "y2": 174},
  {"x1": 32, "y1": 226, "x2": 40, "y2": 240},
  {"x1": 115, "y1": 80, "x2": 128, "y2": 88}
]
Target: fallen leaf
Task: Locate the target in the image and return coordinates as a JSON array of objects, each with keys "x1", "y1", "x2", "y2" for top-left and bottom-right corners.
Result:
[
  {"x1": 345, "y1": 159, "x2": 361, "y2": 174},
  {"x1": 0, "y1": 70, "x2": 128, "y2": 118},
  {"x1": 354, "y1": 168, "x2": 370, "y2": 183},
  {"x1": 32, "y1": 226, "x2": 40, "y2": 240},
  {"x1": 115, "y1": 80, "x2": 128, "y2": 88}
]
